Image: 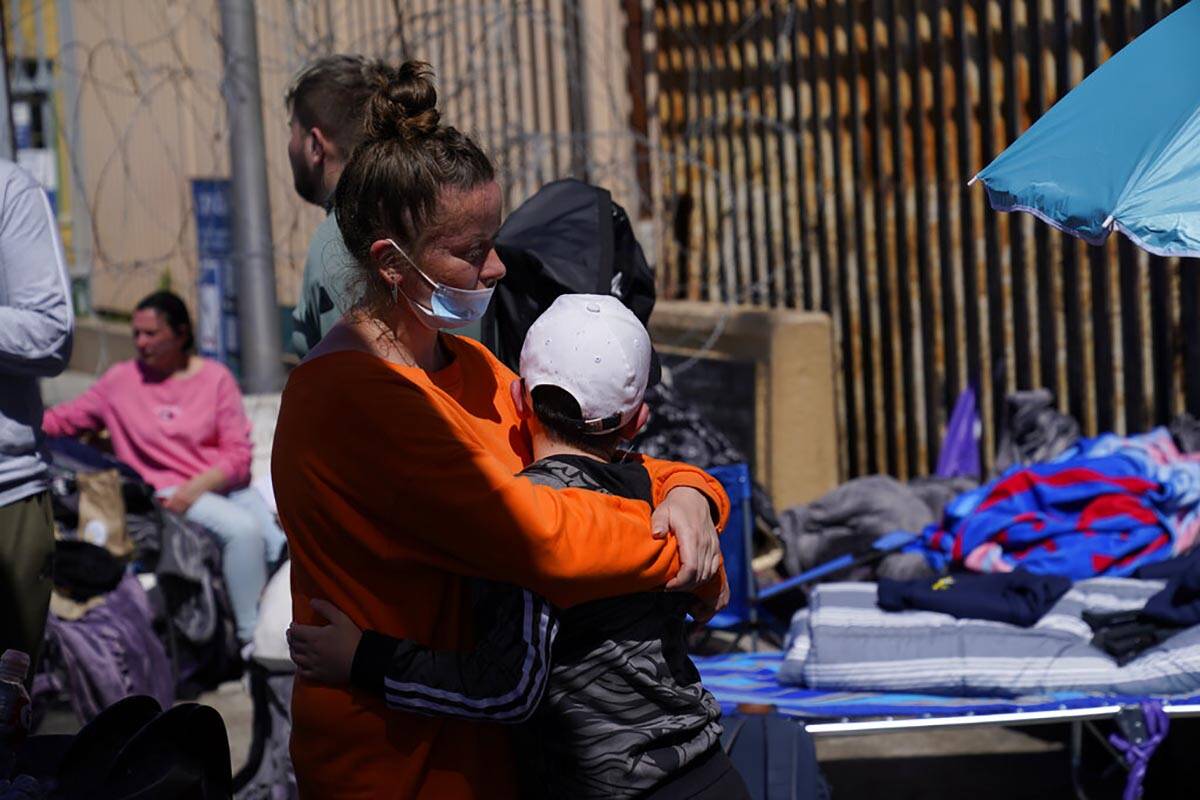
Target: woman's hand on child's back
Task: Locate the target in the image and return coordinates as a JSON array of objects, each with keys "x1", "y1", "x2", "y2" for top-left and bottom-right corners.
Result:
[
  {"x1": 653, "y1": 487, "x2": 723, "y2": 591},
  {"x1": 287, "y1": 598, "x2": 362, "y2": 685}
]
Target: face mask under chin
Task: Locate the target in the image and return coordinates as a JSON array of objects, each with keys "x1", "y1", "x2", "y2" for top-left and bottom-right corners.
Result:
[
  {"x1": 401, "y1": 292, "x2": 475, "y2": 330},
  {"x1": 387, "y1": 239, "x2": 495, "y2": 329}
]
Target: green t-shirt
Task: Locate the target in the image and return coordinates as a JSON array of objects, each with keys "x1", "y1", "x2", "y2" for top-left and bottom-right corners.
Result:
[{"x1": 291, "y1": 212, "x2": 353, "y2": 357}]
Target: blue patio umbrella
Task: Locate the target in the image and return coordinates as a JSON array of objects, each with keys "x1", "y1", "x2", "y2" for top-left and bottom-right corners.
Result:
[{"x1": 973, "y1": 0, "x2": 1200, "y2": 258}]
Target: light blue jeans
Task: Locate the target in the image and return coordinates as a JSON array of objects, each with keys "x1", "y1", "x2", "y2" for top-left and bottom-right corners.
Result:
[{"x1": 162, "y1": 486, "x2": 286, "y2": 643}]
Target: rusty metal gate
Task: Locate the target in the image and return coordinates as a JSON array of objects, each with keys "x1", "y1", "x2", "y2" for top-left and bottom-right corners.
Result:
[{"x1": 642, "y1": 0, "x2": 1199, "y2": 480}]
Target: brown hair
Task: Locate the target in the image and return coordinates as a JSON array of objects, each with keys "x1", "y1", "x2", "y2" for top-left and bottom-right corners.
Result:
[
  {"x1": 135, "y1": 290, "x2": 195, "y2": 352},
  {"x1": 285, "y1": 54, "x2": 389, "y2": 158},
  {"x1": 530, "y1": 385, "x2": 624, "y2": 460},
  {"x1": 333, "y1": 61, "x2": 495, "y2": 312}
]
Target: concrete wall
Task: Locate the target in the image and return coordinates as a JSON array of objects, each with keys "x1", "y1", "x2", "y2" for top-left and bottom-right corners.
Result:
[{"x1": 648, "y1": 300, "x2": 839, "y2": 510}]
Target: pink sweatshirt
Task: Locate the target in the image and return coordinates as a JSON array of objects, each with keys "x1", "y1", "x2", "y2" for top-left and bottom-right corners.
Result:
[{"x1": 42, "y1": 358, "x2": 253, "y2": 492}]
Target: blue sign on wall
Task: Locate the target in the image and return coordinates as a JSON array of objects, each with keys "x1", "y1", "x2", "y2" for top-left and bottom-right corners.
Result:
[{"x1": 191, "y1": 179, "x2": 239, "y2": 374}]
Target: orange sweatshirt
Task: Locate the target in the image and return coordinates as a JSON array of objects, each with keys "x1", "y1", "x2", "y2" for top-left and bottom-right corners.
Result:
[{"x1": 272, "y1": 335, "x2": 729, "y2": 800}]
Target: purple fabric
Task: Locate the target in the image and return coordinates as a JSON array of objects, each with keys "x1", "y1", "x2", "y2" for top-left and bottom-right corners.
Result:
[
  {"x1": 1109, "y1": 701, "x2": 1169, "y2": 800},
  {"x1": 936, "y1": 387, "x2": 981, "y2": 479},
  {"x1": 34, "y1": 575, "x2": 174, "y2": 723}
]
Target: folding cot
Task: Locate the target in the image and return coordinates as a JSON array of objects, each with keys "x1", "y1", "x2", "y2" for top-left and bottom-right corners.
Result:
[{"x1": 696, "y1": 652, "x2": 1200, "y2": 797}]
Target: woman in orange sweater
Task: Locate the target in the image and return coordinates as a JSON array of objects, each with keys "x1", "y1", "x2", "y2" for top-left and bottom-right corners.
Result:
[{"x1": 272, "y1": 61, "x2": 730, "y2": 799}]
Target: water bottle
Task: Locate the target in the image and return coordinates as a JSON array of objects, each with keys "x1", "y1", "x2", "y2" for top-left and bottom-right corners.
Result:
[{"x1": 0, "y1": 650, "x2": 31, "y2": 780}]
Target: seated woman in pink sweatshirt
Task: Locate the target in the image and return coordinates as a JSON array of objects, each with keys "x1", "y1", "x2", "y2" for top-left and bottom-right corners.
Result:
[{"x1": 43, "y1": 290, "x2": 283, "y2": 644}]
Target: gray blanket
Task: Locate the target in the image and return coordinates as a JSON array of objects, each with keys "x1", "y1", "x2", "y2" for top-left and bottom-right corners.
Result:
[
  {"x1": 780, "y1": 578, "x2": 1200, "y2": 697},
  {"x1": 778, "y1": 476, "x2": 971, "y2": 581}
]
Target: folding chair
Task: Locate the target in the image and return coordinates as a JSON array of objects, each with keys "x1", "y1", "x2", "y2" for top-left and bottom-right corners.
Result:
[{"x1": 699, "y1": 464, "x2": 782, "y2": 650}]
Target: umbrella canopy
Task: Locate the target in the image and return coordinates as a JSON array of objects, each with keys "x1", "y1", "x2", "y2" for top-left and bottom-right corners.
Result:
[{"x1": 973, "y1": 0, "x2": 1200, "y2": 258}]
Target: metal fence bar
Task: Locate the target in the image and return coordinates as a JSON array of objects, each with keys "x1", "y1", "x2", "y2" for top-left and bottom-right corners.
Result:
[
  {"x1": 866, "y1": 0, "x2": 899, "y2": 476},
  {"x1": 1051, "y1": 0, "x2": 1086, "y2": 426},
  {"x1": 806, "y1": 1, "x2": 835, "y2": 444},
  {"x1": 750, "y1": 3, "x2": 774, "y2": 304},
  {"x1": 953, "y1": 0, "x2": 981, "y2": 429},
  {"x1": 818, "y1": 0, "x2": 857, "y2": 474},
  {"x1": 1028, "y1": 0, "x2": 1058, "y2": 397},
  {"x1": 1001, "y1": 0, "x2": 1031, "y2": 392},
  {"x1": 759, "y1": 3, "x2": 787, "y2": 309},
  {"x1": 770, "y1": 2, "x2": 800, "y2": 309},
  {"x1": 931, "y1": 0, "x2": 959, "y2": 420},
  {"x1": 1149, "y1": 255, "x2": 1174, "y2": 423},
  {"x1": 847, "y1": 0, "x2": 880, "y2": 474},
  {"x1": 977, "y1": 0, "x2": 1006, "y2": 455},
  {"x1": 700, "y1": 0, "x2": 729, "y2": 303},
  {"x1": 904, "y1": 0, "x2": 935, "y2": 473},
  {"x1": 881, "y1": 0, "x2": 917, "y2": 474}
]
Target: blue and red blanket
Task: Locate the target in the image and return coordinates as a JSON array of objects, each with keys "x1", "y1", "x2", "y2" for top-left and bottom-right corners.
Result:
[{"x1": 917, "y1": 431, "x2": 1200, "y2": 578}]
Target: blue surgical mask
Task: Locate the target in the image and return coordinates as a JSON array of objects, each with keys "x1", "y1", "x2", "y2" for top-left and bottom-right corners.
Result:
[{"x1": 387, "y1": 239, "x2": 496, "y2": 329}]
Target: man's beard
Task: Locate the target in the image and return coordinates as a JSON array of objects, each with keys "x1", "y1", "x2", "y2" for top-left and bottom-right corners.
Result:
[{"x1": 290, "y1": 153, "x2": 323, "y2": 206}]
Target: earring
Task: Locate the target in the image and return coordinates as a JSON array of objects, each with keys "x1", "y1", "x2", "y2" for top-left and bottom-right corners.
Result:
[{"x1": 391, "y1": 281, "x2": 399, "y2": 304}]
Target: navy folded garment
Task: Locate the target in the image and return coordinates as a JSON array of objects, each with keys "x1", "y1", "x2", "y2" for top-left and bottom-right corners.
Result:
[
  {"x1": 1133, "y1": 547, "x2": 1200, "y2": 580},
  {"x1": 1142, "y1": 565, "x2": 1200, "y2": 627},
  {"x1": 1083, "y1": 555, "x2": 1200, "y2": 663},
  {"x1": 877, "y1": 571, "x2": 1072, "y2": 627}
]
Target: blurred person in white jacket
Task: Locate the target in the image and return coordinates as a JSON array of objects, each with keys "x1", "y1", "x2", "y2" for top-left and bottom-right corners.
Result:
[{"x1": 0, "y1": 158, "x2": 74, "y2": 670}]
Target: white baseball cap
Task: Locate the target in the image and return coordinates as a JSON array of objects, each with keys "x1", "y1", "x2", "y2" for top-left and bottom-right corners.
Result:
[{"x1": 519, "y1": 293, "x2": 659, "y2": 434}]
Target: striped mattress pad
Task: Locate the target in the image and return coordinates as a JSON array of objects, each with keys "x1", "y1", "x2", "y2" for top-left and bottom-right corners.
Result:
[{"x1": 775, "y1": 578, "x2": 1200, "y2": 698}]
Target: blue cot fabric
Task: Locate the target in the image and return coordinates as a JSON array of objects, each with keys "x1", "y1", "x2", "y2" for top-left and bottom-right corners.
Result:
[
  {"x1": 695, "y1": 653, "x2": 1200, "y2": 720},
  {"x1": 975, "y1": 1, "x2": 1200, "y2": 258}
]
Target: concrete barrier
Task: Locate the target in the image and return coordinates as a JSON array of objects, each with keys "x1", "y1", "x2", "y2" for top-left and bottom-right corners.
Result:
[{"x1": 648, "y1": 301, "x2": 839, "y2": 511}]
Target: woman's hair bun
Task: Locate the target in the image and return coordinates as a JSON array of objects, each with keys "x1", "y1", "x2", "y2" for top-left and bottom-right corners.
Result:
[{"x1": 363, "y1": 60, "x2": 441, "y2": 141}]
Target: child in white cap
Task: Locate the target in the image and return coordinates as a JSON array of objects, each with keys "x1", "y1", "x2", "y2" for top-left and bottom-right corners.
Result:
[{"x1": 289, "y1": 294, "x2": 746, "y2": 799}]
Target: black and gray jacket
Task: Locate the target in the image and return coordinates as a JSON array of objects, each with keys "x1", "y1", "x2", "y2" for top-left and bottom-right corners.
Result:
[{"x1": 350, "y1": 454, "x2": 723, "y2": 799}]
